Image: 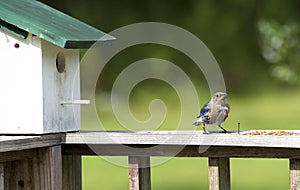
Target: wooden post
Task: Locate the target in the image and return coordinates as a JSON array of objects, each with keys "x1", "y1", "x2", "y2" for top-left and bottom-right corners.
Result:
[
  {"x1": 290, "y1": 159, "x2": 300, "y2": 190},
  {"x1": 4, "y1": 158, "x2": 33, "y2": 189},
  {"x1": 128, "y1": 156, "x2": 151, "y2": 190},
  {"x1": 208, "y1": 157, "x2": 230, "y2": 190},
  {"x1": 33, "y1": 146, "x2": 63, "y2": 190},
  {"x1": 0, "y1": 163, "x2": 4, "y2": 190},
  {"x1": 3, "y1": 146, "x2": 62, "y2": 190},
  {"x1": 62, "y1": 155, "x2": 82, "y2": 190}
]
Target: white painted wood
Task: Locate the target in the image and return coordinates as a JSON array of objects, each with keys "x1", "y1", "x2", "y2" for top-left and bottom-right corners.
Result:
[
  {"x1": 42, "y1": 40, "x2": 80, "y2": 133},
  {"x1": 0, "y1": 29, "x2": 81, "y2": 133},
  {"x1": 0, "y1": 29, "x2": 44, "y2": 133}
]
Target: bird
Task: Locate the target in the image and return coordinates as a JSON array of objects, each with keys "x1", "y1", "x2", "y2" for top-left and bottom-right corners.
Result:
[{"x1": 192, "y1": 92, "x2": 230, "y2": 134}]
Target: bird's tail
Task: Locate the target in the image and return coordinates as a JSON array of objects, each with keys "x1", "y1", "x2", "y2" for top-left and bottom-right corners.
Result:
[
  {"x1": 192, "y1": 117, "x2": 203, "y2": 126},
  {"x1": 192, "y1": 121, "x2": 200, "y2": 126}
]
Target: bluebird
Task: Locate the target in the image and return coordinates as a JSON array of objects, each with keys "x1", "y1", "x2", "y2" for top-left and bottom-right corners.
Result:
[{"x1": 193, "y1": 92, "x2": 230, "y2": 134}]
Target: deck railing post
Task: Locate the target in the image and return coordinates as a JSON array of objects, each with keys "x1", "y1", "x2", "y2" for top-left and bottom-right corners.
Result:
[
  {"x1": 2, "y1": 146, "x2": 62, "y2": 189},
  {"x1": 128, "y1": 156, "x2": 151, "y2": 190},
  {"x1": 62, "y1": 155, "x2": 82, "y2": 190},
  {"x1": 33, "y1": 145, "x2": 63, "y2": 190},
  {"x1": 208, "y1": 157, "x2": 230, "y2": 190},
  {"x1": 290, "y1": 159, "x2": 300, "y2": 190},
  {"x1": 0, "y1": 163, "x2": 3, "y2": 190}
]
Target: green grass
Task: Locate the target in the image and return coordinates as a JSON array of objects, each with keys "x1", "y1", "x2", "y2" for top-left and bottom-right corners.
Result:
[
  {"x1": 231, "y1": 158, "x2": 289, "y2": 190},
  {"x1": 82, "y1": 88, "x2": 300, "y2": 189},
  {"x1": 82, "y1": 157, "x2": 289, "y2": 190}
]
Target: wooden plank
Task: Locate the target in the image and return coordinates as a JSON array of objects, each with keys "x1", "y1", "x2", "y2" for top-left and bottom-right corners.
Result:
[
  {"x1": 208, "y1": 157, "x2": 230, "y2": 190},
  {"x1": 209, "y1": 158, "x2": 220, "y2": 190},
  {"x1": 3, "y1": 146, "x2": 62, "y2": 190},
  {"x1": 64, "y1": 130, "x2": 300, "y2": 148},
  {"x1": 62, "y1": 155, "x2": 82, "y2": 190},
  {"x1": 33, "y1": 146, "x2": 62, "y2": 190},
  {"x1": 0, "y1": 134, "x2": 62, "y2": 153},
  {"x1": 63, "y1": 144, "x2": 300, "y2": 158},
  {"x1": 138, "y1": 157, "x2": 151, "y2": 190},
  {"x1": 4, "y1": 158, "x2": 34, "y2": 190},
  {"x1": 0, "y1": 163, "x2": 3, "y2": 190},
  {"x1": 128, "y1": 156, "x2": 151, "y2": 190},
  {"x1": 129, "y1": 157, "x2": 139, "y2": 190},
  {"x1": 0, "y1": 149, "x2": 36, "y2": 162},
  {"x1": 0, "y1": 130, "x2": 298, "y2": 155},
  {"x1": 290, "y1": 159, "x2": 300, "y2": 190}
]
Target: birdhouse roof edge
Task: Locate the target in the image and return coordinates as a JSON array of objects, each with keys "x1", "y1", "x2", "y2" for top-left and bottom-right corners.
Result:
[{"x1": 0, "y1": 0, "x2": 115, "y2": 49}]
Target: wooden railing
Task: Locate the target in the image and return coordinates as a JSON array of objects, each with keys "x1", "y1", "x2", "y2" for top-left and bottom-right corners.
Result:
[{"x1": 0, "y1": 130, "x2": 299, "y2": 190}]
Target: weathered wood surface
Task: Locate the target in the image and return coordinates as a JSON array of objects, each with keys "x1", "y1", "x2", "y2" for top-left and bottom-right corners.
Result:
[
  {"x1": 209, "y1": 158, "x2": 230, "y2": 190},
  {"x1": 63, "y1": 144, "x2": 300, "y2": 158},
  {"x1": 0, "y1": 134, "x2": 62, "y2": 153},
  {"x1": 33, "y1": 146, "x2": 62, "y2": 190},
  {"x1": 0, "y1": 130, "x2": 298, "y2": 153},
  {"x1": 0, "y1": 130, "x2": 299, "y2": 190},
  {"x1": 61, "y1": 130, "x2": 300, "y2": 158},
  {"x1": 62, "y1": 155, "x2": 82, "y2": 190},
  {"x1": 0, "y1": 163, "x2": 3, "y2": 190},
  {"x1": 64, "y1": 130, "x2": 300, "y2": 148},
  {"x1": 290, "y1": 159, "x2": 300, "y2": 190},
  {"x1": 0, "y1": 130, "x2": 298, "y2": 158},
  {"x1": 4, "y1": 146, "x2": 62, "y2": 190},
  {"x1": 128, "y1": 156, "x2": 151, "y2": 190}
]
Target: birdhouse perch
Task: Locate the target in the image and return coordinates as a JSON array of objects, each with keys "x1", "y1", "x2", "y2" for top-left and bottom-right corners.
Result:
[{"x1": 0, "y1": 0, "x2": 115, "y2": 134}]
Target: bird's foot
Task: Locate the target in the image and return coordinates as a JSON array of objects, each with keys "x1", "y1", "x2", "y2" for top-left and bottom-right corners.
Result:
[
  {"x1": 220, "y1": 130, "x2": 230, "y2": 134},
  {"x1": 218, "y1": 125, "x2": 229, "y2": 133}
]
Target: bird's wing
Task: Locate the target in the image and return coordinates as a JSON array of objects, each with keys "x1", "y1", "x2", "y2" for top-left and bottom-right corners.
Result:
[
  {"x1": 225, "y1": 103, "x2": 230, "y2": 113},
  {"x1": 223, "y1": 103, "x2": 230, "y2": 121},
  {"x1": 197, "y1": 103, "x2": 210, "y2": 118}
]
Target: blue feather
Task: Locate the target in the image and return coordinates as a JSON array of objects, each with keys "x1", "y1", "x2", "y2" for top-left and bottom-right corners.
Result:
[{"x1": 198, "y1": 103, "x2": 210, "y2": 118}]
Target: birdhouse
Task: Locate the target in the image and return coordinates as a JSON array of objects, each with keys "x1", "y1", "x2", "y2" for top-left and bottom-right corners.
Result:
[{"x1": 0, "y1": 0, "x2": 115, "y2": 134}]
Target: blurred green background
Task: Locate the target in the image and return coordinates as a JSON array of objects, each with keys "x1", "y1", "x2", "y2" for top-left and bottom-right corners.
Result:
[{"x1": 41, "y1": 0, "x2": 300, "y2": 189}]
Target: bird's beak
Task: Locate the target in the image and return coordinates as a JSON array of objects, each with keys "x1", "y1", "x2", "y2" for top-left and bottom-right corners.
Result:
[{"x1": 220, "y1": 94, "x2": 227, "y2": 100}]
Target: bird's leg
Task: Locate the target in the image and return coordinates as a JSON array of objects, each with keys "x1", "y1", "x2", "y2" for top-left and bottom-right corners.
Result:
[
  {"x1": 218, "y1": 125, "x2": 228, "y2": 133},
  {"x1": 202, "y1": 124, "x2": 208, "y2": 134}
]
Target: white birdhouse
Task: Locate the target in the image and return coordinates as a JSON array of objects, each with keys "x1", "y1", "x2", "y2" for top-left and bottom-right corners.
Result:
[{"x1": 0, "y1": 0, "x2": 115, "y2": 134}]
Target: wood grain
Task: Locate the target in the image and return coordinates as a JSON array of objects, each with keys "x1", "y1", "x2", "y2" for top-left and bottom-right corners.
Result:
[
  {"x1": 0, "y1": 163, "x2": 3, "y2": 190},
  {"x1": 128, "y1": 156, "x2": 151, "y2": 190},
  {"x1": 3, "y1": 146, "x2": 62, "y2": 190},
  {"x1": 33, "y1": 146, "x2": 62, "y2": 190},
  {"x1": 208, "y1": 158, "x2": 230, "y2": 190},
  {"x1": 64, "y1": 130, "x2": 300, "y2": 148},
  {"x1": 0, "y1": 134, "x2": 62, "y2": 153},
  {"x1": 63, "y1": 129, "x2": 300, "y2": 159},
  {"x1": 0, "y1": 130, "x2": 300, "y2": 190},
  {"x1": 62, "y1": 155, "x2": 82, "y2": 190},
  {"x1": 290, "y1": 159, "x2": 300, "y2": 190}
]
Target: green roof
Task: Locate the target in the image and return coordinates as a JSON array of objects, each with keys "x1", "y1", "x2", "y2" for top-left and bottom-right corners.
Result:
[{"x1": 0, "y1": 0, "x2": 115, "y2": 48}]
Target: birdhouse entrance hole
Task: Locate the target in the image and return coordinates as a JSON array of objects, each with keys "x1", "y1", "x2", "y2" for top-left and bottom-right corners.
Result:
[{"x1": 56, "y1": 52, "x2": 65, "y2": 73}]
